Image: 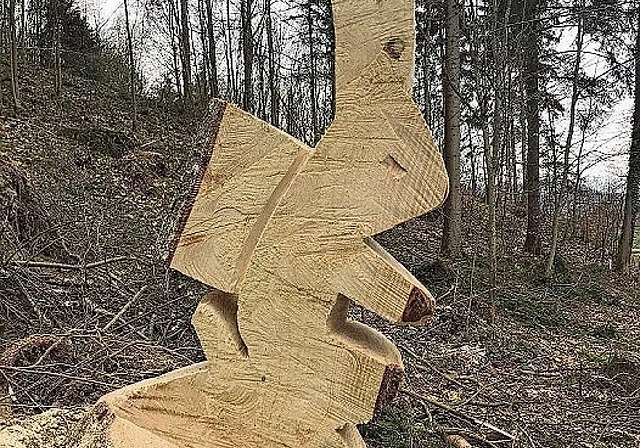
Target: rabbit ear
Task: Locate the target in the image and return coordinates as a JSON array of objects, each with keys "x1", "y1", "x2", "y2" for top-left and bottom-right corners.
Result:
[
  {"x1": 333, "y1": 0, "x2": 415, "y2": 101},
  {"x1": 168, "y1": 101, "x2": 312, "y2": 293}
]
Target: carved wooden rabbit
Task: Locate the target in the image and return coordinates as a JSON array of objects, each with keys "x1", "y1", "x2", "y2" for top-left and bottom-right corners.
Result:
[{"x1": 99, "y1": 0, "x2": 448, "y2": 446}]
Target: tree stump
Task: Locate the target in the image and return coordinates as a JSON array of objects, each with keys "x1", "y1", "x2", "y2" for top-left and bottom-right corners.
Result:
[{"x1": 2, "y1": 0, "x2": 448, "y2": 446}]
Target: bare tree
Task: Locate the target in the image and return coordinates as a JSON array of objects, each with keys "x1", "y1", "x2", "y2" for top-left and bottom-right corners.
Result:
[
  {"x1": 167, "y1": 0, "x2": 183, "y2": 97},
  {"x1": 306, "y1": 0, "x2": 318, "y2": 143},
  {"x1": 265, "y1": 0, "x2": 279, "y2": 126},
  {"x1": 486, "y1": 6, "x2": 508, "y2": 325},
  {"x1": 180, "y1": 0, "x2": 192, "y2": 106},
  {"x1": 9, "y1": 0, "x2": 19, "y2": 112},
  {"x1": 224, "y1": 0, "x2": 237, "y2": 101},
  {"x1": 616, "y1": 6, "x2": 640, "y2": 274},
  {"x1": 204, "y1": 0, "x2": 219, "y2": 97},
  {"x1": 441, "y1": 0, "x2": 461, "y2": 258},
  {"x1": 53, "y1": 0, "x2": 62, "y2": 98},
  {"x1": 544, "y1": 8, "x2": 583, "y2": 278},
  {"x1": 123, "y1": 0, "x2": 137, "y2": 132},
  {"x1": 523, "y1": 0, "x2": 541, "y2": 255},
  {"x1": 241, "y1": 0, "x2": 253, "y2": 112}
]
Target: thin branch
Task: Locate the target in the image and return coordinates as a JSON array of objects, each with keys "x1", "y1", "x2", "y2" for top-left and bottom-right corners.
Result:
[
  {"x1": 400, "y1": 388, "x2": 516, "y2": 441},
  {"x1": 102, "y1": 286, "x2": 149, "y2": 332},
  {"x1": 10, "y1": 256, "x2": 132, "y2": 270}
]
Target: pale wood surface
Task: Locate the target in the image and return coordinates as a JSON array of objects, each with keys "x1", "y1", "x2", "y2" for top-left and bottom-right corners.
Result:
[{"x1": 100, "y1": 0, "x2": 449, "y2": 447}]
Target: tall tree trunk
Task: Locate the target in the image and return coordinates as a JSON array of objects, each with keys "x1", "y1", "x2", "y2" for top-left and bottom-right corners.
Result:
[
  {"x1": 256, "y1": 42, "x2": 266, "y2": 119},
  {"x1": 326, "y1": 0, "x2": 335, "y2": 121},
  {"x1": 616, "y1": 6, "x2": 640, "y2": 274},
  {"x1": 523, "y1": 0, "x2": 541, "y2": 254},
  {"x1": 204, "y1": 0, "x2": 219, "y2": 97},
  {"x1": 469, "y1": 126, "x2": 477, "y2": 196},
  {"x1": 544, "y1": 10, "x2": 583, "y2": 278},
  {"x1": 1, "y1": 0, "x2": 7, "y2": 46},
  {"x1": 441, "y1": 0, "x2": 461, "y2": 258},
  {"x1": 421, "y1": 42, "x2": 431, "y2": 125},
  {"x1": 19, "y1": 0, "x2": 24, "y2": 47},
  {"x1": 265, "y1": 0, "x2": 278, "y2": 126},
  {"x1": 241, "y1": 0, "x2": 253, "y2": 112},
  {"x1": 169, "y1": 0, "x2": 182, "y2": 97},
  {"x1": 180, "y1": 0, "x2": 192, "y2": 107},
  {"x1": 286, "y1": 83, "x2": 295, "y2": 136},
  {"x1": 483, "y1": 122, "x2": 497, "y2": 325},
  {"x1": 225, "y1": 0, "x2": 236, "y2": 101},
  {"x1": 9, "y1": 0, "x2": 18, "y2": 112},
  {"x1": 53, "y1": 0, "x2": 62, "y2": 98},
  {"x1": 520, "y1": 79, "x2": 527, "y2": 198},
  {"x1": 197, "y1": 0, "x2": 210, "y2": 98},
  {"x1": 123, "y1": 0, "x2": 137, "y2": 132},
  {"x1": 307, "y1": 0, "x2": 318, "y2": 144}
]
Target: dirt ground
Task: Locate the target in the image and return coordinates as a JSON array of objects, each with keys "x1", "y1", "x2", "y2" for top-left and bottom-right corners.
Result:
[{"x1": 1, "y1": 70, "x2": 639, "y2": 448}]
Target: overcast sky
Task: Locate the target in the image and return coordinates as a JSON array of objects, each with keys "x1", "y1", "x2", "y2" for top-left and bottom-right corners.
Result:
[{"x1": 98, "y1": 0, "x2": 124, "y2": 29}]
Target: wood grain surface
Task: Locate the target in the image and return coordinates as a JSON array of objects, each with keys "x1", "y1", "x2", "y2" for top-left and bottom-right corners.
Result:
[{"x1": 100, "y1": 0, "x2": 449, "y2": 446}]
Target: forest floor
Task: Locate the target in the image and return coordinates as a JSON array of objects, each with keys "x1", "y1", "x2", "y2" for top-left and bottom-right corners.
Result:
[{"x1": 0, "y1": 69, "x2": 639, "y2": 448}]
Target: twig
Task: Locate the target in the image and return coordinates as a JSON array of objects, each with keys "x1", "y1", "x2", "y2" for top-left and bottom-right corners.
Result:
[
  {"x1": 30, "y1": 337, "x2": 67, "y2": 368},
  {"x1": 465, "y1": 400, "x2": 511, "y2": 408},
  {"x1": 401, "y1": 388, "x2": 516, "y2": 441},
  {"x1": 102, "y1": 286, "x2": 149, "y2": 332},
  {"x1": 399, "y1": 343, "x2": 467, "y2": 389},
  {"x1": 139, "y1": 139, "x2": 160, "y2": 149},
  {"x1": 439, "y1": 283, "x2": 457, "y2": 301},
  {"x1": 457, "y1": 379, "x2": 503, "y2": 407},
  {"x1": 0, "y1": 366, "x2": 117, "y2": 388},
  {"x1": 518, "y1": 424, "x2": 538, "y2": 448},
  {"x1": 518, "y1": 369, "x2": 563, "y2": 378},
  {"x1": 443, "y1": 428, "x2": 501, "y2": 448},
  {"x1": 10, "y1": 256, "x2": 131, "y2": 270},
  {"x1": 465, "y1": 254, "x2": 476, "y2": 335}
]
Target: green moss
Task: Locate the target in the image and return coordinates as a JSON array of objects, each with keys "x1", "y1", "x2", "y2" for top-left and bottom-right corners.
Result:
[
  {"x1": 582, "y1": 350, "x2": 612, "y2": 368},
  {"x1": 360, "y1": 404, "x2": 446, "y2": 448}
]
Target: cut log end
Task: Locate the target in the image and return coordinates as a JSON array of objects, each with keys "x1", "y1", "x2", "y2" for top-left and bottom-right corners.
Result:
[
  {"x1": 401, "y1": 287, "x2": 435, "y2": 324},
  {"x1": 165, "y1": 100, "x2": 228, "y2": 265},
  {"x1": 374, "y1": 364, "x2": 403, "y2": 415}
]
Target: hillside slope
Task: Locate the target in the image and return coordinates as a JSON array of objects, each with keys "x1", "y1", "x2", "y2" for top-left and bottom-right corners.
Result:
[{"x1": 1, "y1": 69, "x2": 639, "y2": 448}]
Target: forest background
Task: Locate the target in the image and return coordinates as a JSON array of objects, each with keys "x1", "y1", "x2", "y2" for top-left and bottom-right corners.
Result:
[{"x1": 1, "y1": 0, "x2": 640, "y2": 446}]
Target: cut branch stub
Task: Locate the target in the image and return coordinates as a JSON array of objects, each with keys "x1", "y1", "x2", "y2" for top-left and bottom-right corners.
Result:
[{"x1": 98, "y1": 0, "x2": 448, "y2": 447}]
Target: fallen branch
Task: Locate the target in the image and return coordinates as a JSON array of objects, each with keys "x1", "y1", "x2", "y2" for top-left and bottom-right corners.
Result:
[
  {"x1": 139, "y1": 139, "x2": 160, "y2": 149},
  {"x1": 30, "y1": 337, "x2": 67, "y2": 368},
  {"x1": 102, "y1": 286, "x2": 149, "y2": 332},
  {"x1": 0, "y1": 365, "x2": 117, "y2": 388},
  {"x1": 399, "y1": 343, "x2": 467, "y2": 389},
  {"x1": 401, "y1": 388, "x2": 516, "y2": 441},
  {"x1": 11, "y1": 256, "x2": 131, "y2": 270},
  {"x1": 465, "y1": 400, "x2": 511, "y2": 408}
]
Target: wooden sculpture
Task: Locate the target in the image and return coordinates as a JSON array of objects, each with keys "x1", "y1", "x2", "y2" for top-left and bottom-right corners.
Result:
[{"x1": 97, "y1": 0, "x2": 449, "y2": 447}]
